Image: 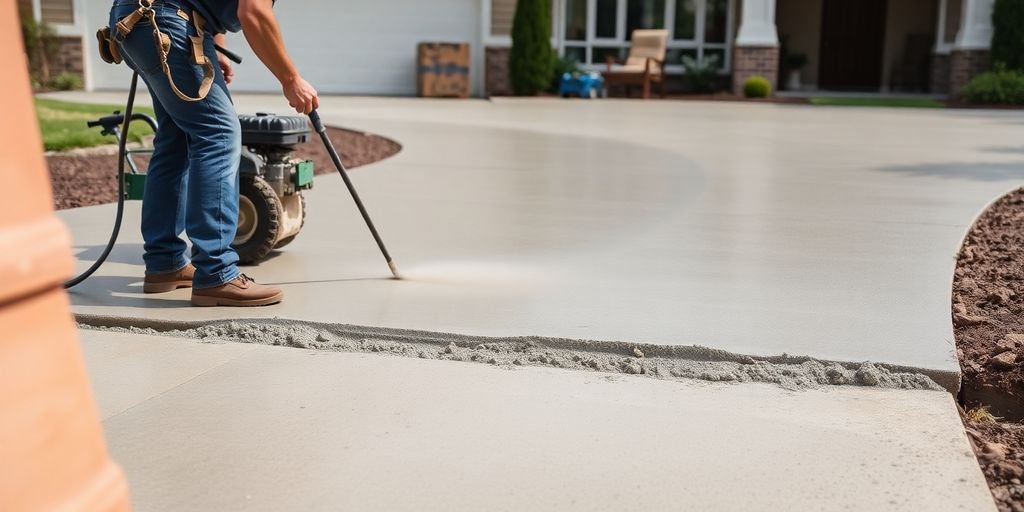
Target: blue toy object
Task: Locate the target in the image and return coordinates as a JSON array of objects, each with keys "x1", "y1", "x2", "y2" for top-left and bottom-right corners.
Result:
[{"x1": 559, "y1": 72, "x2": 605, "y2": 99}]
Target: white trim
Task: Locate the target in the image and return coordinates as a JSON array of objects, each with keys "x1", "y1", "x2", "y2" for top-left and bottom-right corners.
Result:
[
  {"x1": 734, "y1": 0, "x2": 778, "y2": 47},
  {"x1": 953, "y1": 0, "x2": 994, "y2": 50}
]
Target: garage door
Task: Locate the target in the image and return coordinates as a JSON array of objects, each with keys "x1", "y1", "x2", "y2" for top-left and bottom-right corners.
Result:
[{"x1": 85, "y1": 0, "x2": 484, "y2": 96}]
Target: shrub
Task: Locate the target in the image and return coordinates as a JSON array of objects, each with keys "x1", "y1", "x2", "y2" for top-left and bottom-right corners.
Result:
[
  {"x1": 681, "y1": 54, "x2": 721, "y2": 93},
  {"x1": 743, "y1": 75, "x2": 771, "y2": 98},
  {"x1": 20, "y1": 15, "x2": 60, "y2": 85},
  {"x1": 50, "y1": 72, "x2": 82, "y2": 91},
  {"x1": 551, "y1": 55, "x2": 581, "y2": 91},
  {"x1": 963, "y1": 67, "x2": 1024, "y2": 104},
  {"x1": 992, "y1": 0, "x2": 1024, "y2": 71},
  {"x1": 509, "y1": 0, "x2": 554, "y2": 95}
]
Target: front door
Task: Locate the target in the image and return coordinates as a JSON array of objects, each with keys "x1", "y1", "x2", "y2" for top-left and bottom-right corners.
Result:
[{"x1": 818, "y1": 0, "x2": 887, "y2": 90}]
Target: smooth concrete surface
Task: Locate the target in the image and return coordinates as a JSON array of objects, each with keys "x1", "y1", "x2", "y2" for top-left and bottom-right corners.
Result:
[
  {"x1": 79, "y1": 329, "x2": 996, "y2": 512},
  {"x1": 55, "y1": 93, "x2": 1024, "y2": 379}
]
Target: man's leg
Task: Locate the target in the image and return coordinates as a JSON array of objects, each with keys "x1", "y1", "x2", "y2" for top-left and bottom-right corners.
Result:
[
  {"x1": 111, "y1": 5, "x2": 280, "y2": 305},
  {"x1": 140, "y1": 97, "x2": 190, "y2": 275}
]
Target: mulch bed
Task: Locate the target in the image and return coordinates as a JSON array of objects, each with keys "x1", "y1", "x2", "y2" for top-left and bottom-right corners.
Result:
[
  {"x1": 955, "y1": 187, "x2": 1024, "y2": 511},
  {"x1": 46, "y1": 127, "x2": 400, "y2": 210}
]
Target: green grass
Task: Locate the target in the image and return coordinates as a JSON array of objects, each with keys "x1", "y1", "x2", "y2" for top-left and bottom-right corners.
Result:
[
  {"x1": 808, "y1": 97, "x2": 946, "y2": 108},
  {"x1": 36, "y1": 98, "x2": 156, "y2": 151}
]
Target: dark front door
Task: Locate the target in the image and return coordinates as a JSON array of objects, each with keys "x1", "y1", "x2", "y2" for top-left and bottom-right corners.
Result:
[{"x1": 818, "y1": 0, "x2": 887, "y2": 90}]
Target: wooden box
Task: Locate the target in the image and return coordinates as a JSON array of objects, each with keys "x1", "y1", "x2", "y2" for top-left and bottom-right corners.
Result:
[{"x1": 417, "y1": 42, "x2": 471, "y2": 98}]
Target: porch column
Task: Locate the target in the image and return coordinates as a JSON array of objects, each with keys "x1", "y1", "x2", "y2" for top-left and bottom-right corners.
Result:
[
  {"x1": 732, "y1": 0, "x2": 780, "y2": 95},
  {"x1": 950, "y1": 0, "x2": 994, "y2": 95}
]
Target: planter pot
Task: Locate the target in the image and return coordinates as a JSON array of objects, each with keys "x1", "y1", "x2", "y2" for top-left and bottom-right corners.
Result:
[{"x1": 786, "y1": 69, "x2": 803, "y2": 91}]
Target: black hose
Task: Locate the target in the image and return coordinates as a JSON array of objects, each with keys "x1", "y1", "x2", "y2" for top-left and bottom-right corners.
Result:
[{"x1": 64, "y1": 72, "x2": 139, "y2": 289}]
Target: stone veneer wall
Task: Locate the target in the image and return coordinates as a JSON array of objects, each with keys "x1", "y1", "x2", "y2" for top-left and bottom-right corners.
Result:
[
  {"x1": 949, "y1": 49, "x2": 989, "y2": 96},
  {"x1": 485, "y1": 46, "x2": 512, "y2": 97},
  {"x1": 55, "y1": 36, "x2": 84, "y2": 79},
  {"x1": 930, "y1": 53, "x2": 950, "y2": 95},
  {"x1": 732, "y1": 45, "x2": 779, "y2": 96}
]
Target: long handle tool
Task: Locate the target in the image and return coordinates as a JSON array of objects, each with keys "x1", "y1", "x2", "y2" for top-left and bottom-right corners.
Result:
[{"x1": 309, "y1": 110, "x2": 400, "y2": 279}]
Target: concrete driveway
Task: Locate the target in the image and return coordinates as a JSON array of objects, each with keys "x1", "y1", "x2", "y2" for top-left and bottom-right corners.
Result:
[
  {"x1": 51, "y1": 93, "x2": 1024, "y2": 510},
  {"x1": 61, "y1": 94, "x2": 1024, "y2": 387}
]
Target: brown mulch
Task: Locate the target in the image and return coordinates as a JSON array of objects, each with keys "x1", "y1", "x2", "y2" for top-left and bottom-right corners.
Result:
[
  {"x1": 955, "y1": 187, "x2": 1024, "y2": 511},
  {"x1": 46, "y1": 127, "x2": 401, "y2": 210}
]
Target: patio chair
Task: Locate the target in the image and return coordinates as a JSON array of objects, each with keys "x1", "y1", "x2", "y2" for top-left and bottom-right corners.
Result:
[{"x1": 604, "y1": 29, "x2": 669, "y2": 99}]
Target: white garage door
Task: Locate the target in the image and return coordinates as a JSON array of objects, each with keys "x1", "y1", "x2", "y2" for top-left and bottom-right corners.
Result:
[{"x1": 85, "y1": 0, "x2": 484, "y2": 96}]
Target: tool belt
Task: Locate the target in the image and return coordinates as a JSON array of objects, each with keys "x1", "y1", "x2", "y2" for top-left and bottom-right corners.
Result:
[{"x1": 96, "y1": 0, "x2": 214, "y2": 102}]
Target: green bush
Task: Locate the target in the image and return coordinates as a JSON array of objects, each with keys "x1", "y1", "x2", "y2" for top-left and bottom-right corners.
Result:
[
  {"x1": 681, "y1": 54, "x2": 721, "y2": 93},
  {"x1": 742, "y1": 75, "x2": 772, "y2": 98},
  {"x1": 20, "y1": 15, "x2": 59, "y2": 86},
  {"x1": 551, "y1": 54, "x2": 581, "y2": 91},
  {"x1": 509, "y1": 0, "x2": 554, "y2": 95},
  {"x1": 992, "y1": 0, "x2": 1024, "y2": 71},
  {"x1": 50, "y1": 72, "x2": 82, "y2": 91},
  {"x1": 963, "y1": 67, "x2": 1024, "y2": 104}
]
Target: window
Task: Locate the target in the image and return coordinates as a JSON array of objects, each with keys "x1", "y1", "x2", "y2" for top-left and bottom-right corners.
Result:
[
  {"x1": 556, "y1": 0, "x2": 733, "y2": 71},
  {"x1": 704, "y1": 0, "x2": 727, "y2": 43},
  {"x1": 565, "y1": 0, "x2": 588, "y2": 41},
  {"x1": 673, "y1": 0, "x2": 696, "y2": 40},
  {"x1": 41, "y1": 0, "x2": 73, "y2": 24},
  {"x1": 626, "y1": 0, "x2": 666, "y2": 38},
  {"x1": 491, "y1": 0, "x2": 516, "y2": 36},
  {"x1": 944, "y1": 0, "x2": 961, "y2": 44},
  {"x1": 596, "y1": 0, "x2": 618, "y2": 39}
]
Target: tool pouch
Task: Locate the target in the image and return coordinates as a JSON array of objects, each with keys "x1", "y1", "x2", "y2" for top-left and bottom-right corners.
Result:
[{"x1": 95, "y1": 27, "x2": 122, "y2": 65}]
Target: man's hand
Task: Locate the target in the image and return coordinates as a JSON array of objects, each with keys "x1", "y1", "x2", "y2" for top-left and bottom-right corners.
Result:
[
  {"x1": 282, "y1": 76, "x2": 318, "y2": 114},
  {"x1": 218, "y1": 54, "x2": 235, "y2": 85},
  {"x1": 214, "y1": 34, "x2": 234, "y2": 85}
]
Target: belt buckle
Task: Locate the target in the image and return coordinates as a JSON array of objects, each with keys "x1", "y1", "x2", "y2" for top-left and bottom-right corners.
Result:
[{"x1": 138, "y1": 0, "x2": 154, "y2": 12}]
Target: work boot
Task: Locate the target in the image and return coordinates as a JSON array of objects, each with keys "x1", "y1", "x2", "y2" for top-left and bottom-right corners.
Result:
[
  {"x1": 143, "y1": 264, "x2": 196, "y2": 294},
  {"x1": 191, "y1": 274, "x2": 283, "y2": 307}
]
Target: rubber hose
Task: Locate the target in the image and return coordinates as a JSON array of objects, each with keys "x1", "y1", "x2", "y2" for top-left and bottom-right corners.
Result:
[{"x1": 64, "y1": 72, "x2": 139, "y2": 289}]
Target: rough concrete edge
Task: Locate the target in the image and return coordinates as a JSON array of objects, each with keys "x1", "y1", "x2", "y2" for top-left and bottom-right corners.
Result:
[{"x1": 75, "y1": 313, "x2": 956, "y2": 393}]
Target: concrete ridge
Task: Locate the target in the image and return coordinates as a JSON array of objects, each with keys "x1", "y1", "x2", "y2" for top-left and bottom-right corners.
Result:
[{"x1": 76, "y1": 314, "x2": 952, "y2": 392}]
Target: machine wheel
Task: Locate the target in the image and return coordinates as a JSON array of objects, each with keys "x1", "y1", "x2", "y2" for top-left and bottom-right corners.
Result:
[
  {"x1": 233, "y1": 176, "x2": 283, "y2": 265},
  {"x1": 274, "y1": 193, "x2": 306, "y2": 249}
]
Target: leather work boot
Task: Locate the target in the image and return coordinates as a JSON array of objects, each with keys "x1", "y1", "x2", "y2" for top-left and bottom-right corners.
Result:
[
  {"x1": 191, "y1": 274, "x2": 283, "y2": 307},
  {"x1": 143, "y1": 264, "x2": 196, "y2": 294}
]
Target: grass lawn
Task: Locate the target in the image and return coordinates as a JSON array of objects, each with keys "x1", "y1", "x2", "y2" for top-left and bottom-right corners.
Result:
[
  {"x1": 808, "y1": 97, "x2": 946, "y2": 108},
  {"x1": 36, "y1": 98, "x2": 156, "y2": 152}
]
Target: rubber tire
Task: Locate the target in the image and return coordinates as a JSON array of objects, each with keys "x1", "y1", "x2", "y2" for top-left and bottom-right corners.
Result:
[
  {"x1": 233, "y1": 176, "x2": 282, "y2": 265},
  {"x1": 274, "y1": 193, "x2": 306, "y2": 249}
]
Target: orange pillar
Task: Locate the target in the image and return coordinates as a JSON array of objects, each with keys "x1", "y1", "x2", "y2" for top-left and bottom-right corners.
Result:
[{"x1": 0, "y1": 1, "x2": 131, "y2": 510}]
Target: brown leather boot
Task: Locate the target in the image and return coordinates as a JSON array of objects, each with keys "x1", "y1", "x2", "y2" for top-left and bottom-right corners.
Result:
[
  {"x1": 191, "y1": 274, "x2": 283, "y2": 307},
  {"x1": 143, "y1": 264, "x2": 196, "y2": 294}
]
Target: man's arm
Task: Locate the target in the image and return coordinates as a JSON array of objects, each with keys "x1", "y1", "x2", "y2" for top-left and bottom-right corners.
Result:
[{"x1": 237, "y1": 0, "x2": 319, "y2": 113}]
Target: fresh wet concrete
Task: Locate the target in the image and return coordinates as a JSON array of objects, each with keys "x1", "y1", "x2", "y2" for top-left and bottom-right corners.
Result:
[
  {"x1": 80, "y1": 329, "x2": 995, "y2": 512},
  {"x1": 56, "y1": 94, "x2": 1024, "y2": 386}
]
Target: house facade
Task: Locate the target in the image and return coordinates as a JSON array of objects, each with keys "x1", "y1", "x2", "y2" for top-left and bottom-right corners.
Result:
[{"x1": 19, "y1": 0, "x2": 995, "y2": 97}]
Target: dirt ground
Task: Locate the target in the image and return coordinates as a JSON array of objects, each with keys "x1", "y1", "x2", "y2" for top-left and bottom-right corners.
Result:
[
  {"x1": 955, "y1": 187, "x2": 1024, "y2": 511},
  {"x1": 46, "y1": 127, "x2": 400, "y2": 210}
]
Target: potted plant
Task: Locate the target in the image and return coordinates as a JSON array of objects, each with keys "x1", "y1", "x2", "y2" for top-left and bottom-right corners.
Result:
[{"x1": 784, "y1": 53, "x2": 807, "y2": 91}]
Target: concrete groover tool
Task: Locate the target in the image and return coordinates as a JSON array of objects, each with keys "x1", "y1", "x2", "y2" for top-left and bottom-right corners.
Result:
[{"x1": 309, "y1": 110, "x2": 401, "y2": 279}]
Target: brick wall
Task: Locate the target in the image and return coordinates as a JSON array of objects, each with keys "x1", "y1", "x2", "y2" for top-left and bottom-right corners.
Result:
[
  {"x1": 930, "y1": 53, "x2": 950, "y2": 95},
  {"x1": 732, "y1": 45, "x2": 779, "y2": 96},
  {"x1": 486, "y1": 46, "x2": 512, "y2": 97},
  {"x1": 949, "y1": 49, "x2": 989, "y2": 97}
]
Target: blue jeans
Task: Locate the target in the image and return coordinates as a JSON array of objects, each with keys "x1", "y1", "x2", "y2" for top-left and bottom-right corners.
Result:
[{"x1": 110, "y1": 1, "x2": 241, "y2": 289}]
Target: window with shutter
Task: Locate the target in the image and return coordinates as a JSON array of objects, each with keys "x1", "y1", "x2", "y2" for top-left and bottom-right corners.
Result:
[
  {"x1": 491, "y1": 0, "x2": 517, "y2": 36},
  {"x1": 40, "y1": 0, "x2": 74, "y2": 24}
]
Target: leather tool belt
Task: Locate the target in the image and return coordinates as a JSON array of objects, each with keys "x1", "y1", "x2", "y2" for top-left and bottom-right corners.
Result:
[{"x1": 96, "y1": 0, "x2": 214, "y2": 102}]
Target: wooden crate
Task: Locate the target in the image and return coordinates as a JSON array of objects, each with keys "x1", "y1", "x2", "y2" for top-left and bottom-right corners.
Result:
[{"x1": 417, "y1": 42, "x2": 471, "y2": 98}]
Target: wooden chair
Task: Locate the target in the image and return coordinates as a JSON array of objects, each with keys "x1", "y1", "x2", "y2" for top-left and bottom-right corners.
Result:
[{"x1": 604, "y1": 29, "x2": 669, "y2": 99}]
